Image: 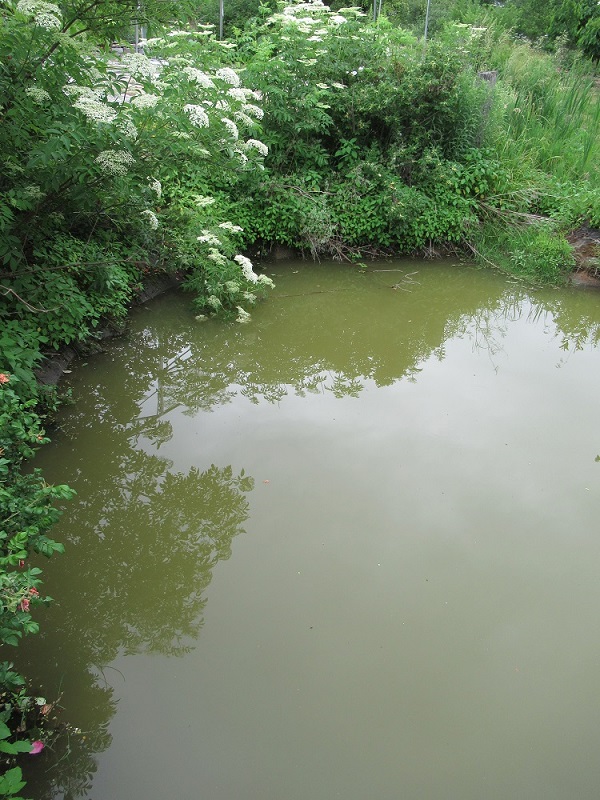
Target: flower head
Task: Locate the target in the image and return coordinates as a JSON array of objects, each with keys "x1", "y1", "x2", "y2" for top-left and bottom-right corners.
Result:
[
  {"x1": 131, "y1": 92, "x2": 160, "y2": 109},
  {"x1": 30, "y1": 741, "x2": 45, "y2": 755},
  {"x1": 95, "y1": 150, "x2": 135, "y2": 176},
  {"x1": 0, "y1": 373, "x2": 10, "y2": 384},
  {"x1": 141, "y1": 210, "x2": 159, "y2": 229},
  {"x1": 148, "y1": 177, "x2": 162, "y2": 198},
  {"x1": 184, "y1": 104, "x2": 210, "y2": 128},
  {"x1": 25, "y1": 86, "x2": 51, "y2": 105},
  {"x1": 221, "y1": 117, "x2": 239, "y2": 139},
  {"x1": 245, "y1": 138, "x2": 269, "y2": 157},
  {"x1": 183, "y1": 67, "x2": 215, "y2": 88},
  {"x1": 215, "y1": 68, "x2": 241, "y2": 87},
  {"x1": 73, "y1": 96, "x2": 117, "y2": 125},
  {"x1": 17, "y1": 0, "x2": 61, "y2": 29},
  {"x1": 234, "y1": 254, "x2": 258, "y2": 283}
]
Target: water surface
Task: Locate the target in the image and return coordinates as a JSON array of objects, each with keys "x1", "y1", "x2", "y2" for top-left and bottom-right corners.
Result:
[{"x1": 19, "y1": 259, "x2": 600, "y2": 799}]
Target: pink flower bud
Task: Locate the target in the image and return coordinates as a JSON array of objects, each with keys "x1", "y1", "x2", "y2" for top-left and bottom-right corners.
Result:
[{"x1": 30, "y1": 740, "x2": 44, "y2": 755}]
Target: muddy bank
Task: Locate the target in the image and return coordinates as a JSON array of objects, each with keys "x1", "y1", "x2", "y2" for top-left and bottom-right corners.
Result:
[{"x1": 569, "y1": 226, "x2": 600, "y2": 287}]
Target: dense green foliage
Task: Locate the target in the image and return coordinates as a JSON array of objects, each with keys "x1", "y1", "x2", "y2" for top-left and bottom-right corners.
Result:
[{"x1": 0, "y1": 0, "x2": 599, "y2": 789}]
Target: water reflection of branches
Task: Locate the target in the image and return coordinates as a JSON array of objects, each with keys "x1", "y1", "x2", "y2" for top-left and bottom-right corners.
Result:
[{"x1": 20, "y1": 454, "x2": 254, "y2": 799}]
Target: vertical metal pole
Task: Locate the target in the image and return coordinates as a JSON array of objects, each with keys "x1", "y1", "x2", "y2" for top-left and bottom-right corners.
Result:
[
  {"x1": 219, "y1": 0, "x2": 224, "y2": 40},
  {"x1": 423, "y1": 0, "x2": 431, "y2": 47}
]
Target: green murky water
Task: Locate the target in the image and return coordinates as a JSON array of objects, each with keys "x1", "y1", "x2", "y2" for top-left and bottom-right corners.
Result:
[{"x1": 17, "y1": 259, "x2": 600, "y2": 799}]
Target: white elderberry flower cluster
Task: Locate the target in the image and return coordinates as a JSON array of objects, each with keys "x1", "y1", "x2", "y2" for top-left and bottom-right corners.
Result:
[
  {"x1": 95, "y1": 149, "x2": 135, "y2": 176},
  {"x1": 257, "y1": 274, "x2": 275, "y2": 288},
  {"x1": 218, "y1": 221, "x2": 243, "y2": 233},
  {"x1": 242, "y1": 291, "x2": 257, "y2": 304},
  {"x1": 215, "y1": 68, "x2": 241, "y2": 87},
  {"x1": 63, "y1": 84, "x2": 101, "y2": 100},
  {"x1": 141, "y1": 209, "x2": 159, "y2": 229},
  {"x1": 17, "y1": 0, "x2": 62, "y2": 29},
  {"x1": 121, "y1": 53, "x2": 160, "y2": 83},
  {"x1": 148, "y1": 177, "x2": 162, "y2": 198},
  {"x1": 117, "y1": 117, "x2": 138, "y2": 140},
  {"x1": 221, "y1": 117, "x2": 239, "y2": 139},
  {"x1": 225, "y1": 280, "x2": 240, "y2": 294},
  {"x1": 207, "y1": 295, "x2": 222, "y2": 310},
  {"x1": 208, "y1": 248, "x2": 227, "y2": 266},
  {"x1": 184, "y1": 104, "x2": 209, "y2": 128},
  {"x1": 242, "y1": 103, "x2": 264, "y2": 120},
  {"x1": 194, "y1": 195, "x2": 215, "y2": 207},
  {"x1": 73, "y1": 96, "x2": 117, "y2": 124},
  {"x1": 183, "y1": 67, "x2": 215, "y2": 88},
  {"x1": 227, "y1": 88, "x2": 250, "y2": 102},
  {"x1": 245, "y1": 139, "x2": 269, "y2": 157},
  {"x1": 131, "y1": 92, "x2": 160, "y2": 109},
  {"x1": 234, "y1": 254, "x2": 258, "y2": 283},
  {"x1": 25, "y1": 86, "x2": 51, "y2": 104},
  {"x1": 197, "y1": 231, "x2": 222, "y2": 246},
  {"x1": 234, "y1": 111, "x2": 255, "y2": 128}
]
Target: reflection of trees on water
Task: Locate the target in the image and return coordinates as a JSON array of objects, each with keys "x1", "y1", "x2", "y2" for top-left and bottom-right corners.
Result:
[
  {"x1": 101, "y1": 279, "x2": 600, "y2": 419},
  {"x1": 19, "y1": 391, "x2": 253, "y2": 799}
]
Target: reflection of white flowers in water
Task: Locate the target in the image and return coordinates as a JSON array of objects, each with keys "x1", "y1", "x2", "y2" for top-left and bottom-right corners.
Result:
[
  {"x1": 183, "y1": 67, "x2": 215, "y2": 88},
  {"x1": 16, "y1": 0, "x2": 62, "y2": 29},
  {"x1": 73, "y1": 96, "x2": 117, "y2": 124},
  {"x1": 131, "y1": 92, "x2": 160, "y2": 108},
  {"x1": 236, "y1": 306, "x2": 251, "y2": 323},
  {"x1": 141, "y1": 210, "x2": 159, "y2": 229},
  {"x1": 234, "y1": 254, "x2": 258, "y2": 283},
  {"x1": 148, "y1": 177, "x2": 162, "y2": 198},
  {"x1": 95, "y1": 149, "x2": 135, "y2": 176},
  {"x1": 184, "y1": 104, "x2": 209, "y2": 128},
  {"x1": 25, "y1": 86, "x2": 51, "y2": 104},
  {"x1": 245, "y1": 139, "x2": 269, "y2": 157},
  {"x1": 218, "y1": 221, "x2": 243, "y2": 233},
  {"x1": 221, "y1": 117, "x2": 239, "y2": 139},
  {"x1": 207, "y1": 295, "x2": 222, "y2": 310},
  {"x1": 215, "y1": 68, "x2": 241, "y2": 87}
]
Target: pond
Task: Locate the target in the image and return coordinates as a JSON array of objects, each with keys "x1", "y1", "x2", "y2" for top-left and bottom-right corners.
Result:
[{"x1": 17, "y1": 258, "x2": 600, "y2": 799}]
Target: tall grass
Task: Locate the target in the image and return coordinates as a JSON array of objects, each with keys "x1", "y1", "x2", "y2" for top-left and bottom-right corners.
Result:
[{"x1": 484, "y1": 37, "x2": 600, "y2": 183}]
